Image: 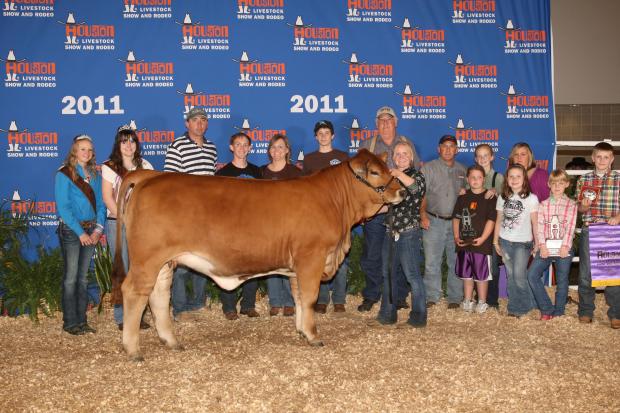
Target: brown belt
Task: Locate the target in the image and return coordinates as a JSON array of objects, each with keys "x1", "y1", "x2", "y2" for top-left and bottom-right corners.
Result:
[{"x1": 427, "y1": 211, "x2": 452, "y2": 221}]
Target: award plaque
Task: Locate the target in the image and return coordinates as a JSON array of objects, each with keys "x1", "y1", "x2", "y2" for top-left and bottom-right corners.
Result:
[
  {"x1": 459, "y1": 208, "x2": 477, "y2": 244},
  {"x1": 545, "y1": 239, "x2": 563, "y2": 256},
  {"x1": 578, "y1": 185, "x2": 600, "y2": 203}
]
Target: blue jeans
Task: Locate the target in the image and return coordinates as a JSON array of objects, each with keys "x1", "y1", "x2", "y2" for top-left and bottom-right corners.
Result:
[
  {"x1": 317, "y1": 257, "x2": 348, "y2": 305},
  {"x1": 527, "y1": 251, "x2": 573, "y2": 316},
  {"x1": 172, "y1": 266, "x2": 208, "y2": 316},
  {"x1": 499, "y1": 238, "x2": 534, "y2": 316},
  {"x1": 106, "y1": 219, "x2": 128, "y2": 325},
  {"x1": 423, "y1": 215, "x2": 463, "y2": 304},
  {"x1": 58, "y1": 223, "x2": 96, "y2": 329},
  {"x1": 578, "y1": 227, "x2": 620, "y2": 320},
  {"x1": 361, "y1": 214, "x2": 409, "y2": 303},
  {"x1": 267, "y1": 275, "x2": 294, "y2": 307},
  {"x1": 379, "y1": 228, "x2": 427, "y2": 326},
  {"x1": 220, "y1": 279, "x2": 259, "y2": 313}
]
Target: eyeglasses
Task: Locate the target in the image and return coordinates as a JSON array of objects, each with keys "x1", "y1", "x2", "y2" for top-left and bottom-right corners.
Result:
[
  {"x1": 73, "y1": 134, "x2": 92, "y2": 142},
  {"x1": 120, "y1": 136, "x2": 136, "y2": 144}
]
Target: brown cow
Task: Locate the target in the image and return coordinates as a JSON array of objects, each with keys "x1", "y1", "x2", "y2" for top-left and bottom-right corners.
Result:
[{"x1": 111, "y1": 149, "x2": 404, "y2": 361}]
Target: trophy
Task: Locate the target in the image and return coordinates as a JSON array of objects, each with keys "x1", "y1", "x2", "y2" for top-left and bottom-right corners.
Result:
[
  {"x1": 459, "y1": 208, "x2": 477, "y2": 245},
  {"x1": 579, "y1": 185, "x2": 600, "y2": 203}
]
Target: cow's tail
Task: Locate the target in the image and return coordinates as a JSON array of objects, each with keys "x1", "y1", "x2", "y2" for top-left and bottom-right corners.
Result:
[{"x1": 110, "y1": 180, "x2": 135, "y2": 306}]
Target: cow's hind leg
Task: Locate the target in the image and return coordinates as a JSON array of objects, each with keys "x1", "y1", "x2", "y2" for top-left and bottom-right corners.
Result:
[
  {"x1": 292, "y1": 260, "x2": 324, "y2": 346},
  {"x1": 289, "y1": 276, "x2": 303, "y2": 334},
  {"x1": 122, "y1": 276, "x2": 150, "y2": 362},
  {"x1": 149, "y1": 264, "x2": 183, "y2": 352}
]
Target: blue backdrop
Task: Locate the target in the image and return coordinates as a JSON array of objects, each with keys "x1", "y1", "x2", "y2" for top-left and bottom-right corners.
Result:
[{"x1": 1, "y1": 0, "x2": 554, "y2": 248}]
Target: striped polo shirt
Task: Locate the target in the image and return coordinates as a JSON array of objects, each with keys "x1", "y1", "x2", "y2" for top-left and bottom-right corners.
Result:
[{"x1": 164, "y1": 132, "x2": 217, "y2": 175}]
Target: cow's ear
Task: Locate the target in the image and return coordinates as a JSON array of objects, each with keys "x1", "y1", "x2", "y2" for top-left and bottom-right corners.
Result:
[
  {"x1": 349, "y1": 156, "x2": 367, "y2": 176},
  {"x1": 378, "y1": 152, "x2": 388, "y2": 163}
]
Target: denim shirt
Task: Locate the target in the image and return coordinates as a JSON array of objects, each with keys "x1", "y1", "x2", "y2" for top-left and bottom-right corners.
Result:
[{"x1": 55, "y1": 164, "x2": 106, "y2": 236}]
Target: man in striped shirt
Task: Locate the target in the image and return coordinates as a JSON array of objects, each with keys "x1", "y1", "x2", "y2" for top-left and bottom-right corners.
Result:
[
  {"x1": 576, "y1": 141, "x2": 620, "y2": 329},
  {"x1": 165, "y1": 107, "x2": 218, "y2": 321}
]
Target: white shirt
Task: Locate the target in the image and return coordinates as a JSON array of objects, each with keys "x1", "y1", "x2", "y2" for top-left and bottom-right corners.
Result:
[
  {"x1": 496, "y1": 192, "x2": 539, "y2": 242},
  {"x1": 101, "y1": 159, "x2": 154, "y2": 216}
]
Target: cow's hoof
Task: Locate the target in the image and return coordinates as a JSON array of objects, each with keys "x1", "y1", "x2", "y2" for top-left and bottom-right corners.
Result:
[
  {"x1": 128, "y1": 353, "x2": 145, "y2": 362},
  {"x1": 308, "y1": 339, "x2": 324, "y2": 347},
  {"x1": 170, "y1": 343, "x2": 185, "y2": 352}
]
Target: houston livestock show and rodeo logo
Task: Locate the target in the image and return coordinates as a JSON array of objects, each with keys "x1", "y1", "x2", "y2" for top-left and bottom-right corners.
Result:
[
  {"x1": 500, "y1": 19, "x2": 548, "y2": 54},
  {"x1": 396, "y1": 17, "x2": 446, "y2": 54},
  {"x1": 449, "y1": 54, "x2": 498, "y2": 90},
  {"x1": 178, "y1": 83, "x2": 231, "y2": 120},
  {"x1": 119, "y1": 51, "x2": 175, "y2": 88},
  {"x1": 452, "y1": 0, "x2": 496, "y2": 24},
  {"x1": 176, "y1": 13, "x2": 229, "y2": 51},
  {"x1": 236, "y1": 0, "x2": 284, "y2": 21},
  {"x1": 235, "y1": 51, "x2": 286, "y2": 88},
  {"x1": 3, "y1": 0, "x2": 54, "y2": 18},
  {"x1": 59, "y1": 12, "x2": 115, "y2": 51},
  {"x1": 10, "y1": 190, "x2": 57, "y2": 228},
  {"x1": 3, "y1": 121, "x2": 59, "y2": 159},
  {"x1": 289, "y1": 16, "x2": 339, "y2": 53},
  {"x1": 501, "y1": 84, "x2": 550, "y2": 120},
  {"x1": 2, "y1": 50, "x2": 56, "y2": 89},
  {"x1": 346, "y1": 0, "x2": 392, "y2": 23},
  {"x1": 398, "y1": 84, "x2": 447, "y2": 121},
  {"x1": 122, "y1": 0, "x2": 172, "y2": 19},
  {"x1": 344, "y1": 53, "x2": 393, "y2": 89}
]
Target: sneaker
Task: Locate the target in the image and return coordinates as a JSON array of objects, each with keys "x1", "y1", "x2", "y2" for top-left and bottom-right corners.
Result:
[
  {"x1": 269, "y1": 307, "x2": 282, "y2": 316},
  {"x1": 476, "y1": 302, "x2": 489, "y2": 314},
  {"x1": 357, "y1": 299, "x2": 376, "y2": 312},
  {"x1": 540, "y1": 314, "x2": 554, "y2": 321},
  {"x1": 461, "y1": 300, "x2": 474, "y2": 312},
  {"x1": 611, "y1": 318, "x2": 620, "y2": 329},
  {"x1": 283, "y1": 306, "x2": 295, "y2": 316}
]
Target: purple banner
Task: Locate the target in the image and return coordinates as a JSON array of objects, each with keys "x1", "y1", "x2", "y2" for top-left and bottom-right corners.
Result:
[{"x1": 589, "y1": 224, "x2": 620, "y2": 287}]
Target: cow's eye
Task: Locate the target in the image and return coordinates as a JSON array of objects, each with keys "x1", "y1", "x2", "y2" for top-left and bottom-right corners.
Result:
[{"x1": 369, "y1": 171, "x2": 379, "y2": 176}]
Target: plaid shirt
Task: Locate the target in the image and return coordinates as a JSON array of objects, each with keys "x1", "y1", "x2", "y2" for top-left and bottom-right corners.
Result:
[
  {"x1": 536, "y1": 194, "x2": 578, "y2": 248},
  {"x1": 576, "y1": 170, "x2": 620, "y2": 224}
]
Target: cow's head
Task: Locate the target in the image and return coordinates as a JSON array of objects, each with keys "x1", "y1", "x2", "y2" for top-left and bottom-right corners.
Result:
[{"x1": 348, "y1": 149, "x2": 406, "y2": 205}]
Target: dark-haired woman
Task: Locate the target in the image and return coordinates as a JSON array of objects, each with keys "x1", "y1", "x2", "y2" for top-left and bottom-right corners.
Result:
[
  {"x1": 55, "y1": 134, "x2": 106, "y2": 335},
  {"x1": 101, "y1": 126, "x2": 153, "y2": 330}
]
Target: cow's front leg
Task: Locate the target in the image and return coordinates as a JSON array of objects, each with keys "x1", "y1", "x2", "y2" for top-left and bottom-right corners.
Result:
[
  {"x1": 293, "y1": 261, "x2": 324, "y2": 346},
  {"x1": 122, "y1": 277, "x2": 150, "y2": 361},
  {"x1": 149, "y1": 264, "x2": 183, "y2": 352}
]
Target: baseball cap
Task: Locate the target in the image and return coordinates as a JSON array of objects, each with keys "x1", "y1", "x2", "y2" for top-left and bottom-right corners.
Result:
[
  {"x1": 439, "y1": 135, "x2": 457, "y2": 145},
  {"x1": 376, "y1": 106, "x2": 397, "y2": 119},
  {"x1": 186, "y1": 107, "x2": 208, "y2": 120},
  {"x1": 314, "y1": 120, "x2": 334, "y2": 135}
]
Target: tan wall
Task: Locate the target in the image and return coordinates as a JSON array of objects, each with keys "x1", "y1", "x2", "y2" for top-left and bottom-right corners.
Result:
[{"x1": 552, "y1": 0, "x2": 620, "y2": 104}]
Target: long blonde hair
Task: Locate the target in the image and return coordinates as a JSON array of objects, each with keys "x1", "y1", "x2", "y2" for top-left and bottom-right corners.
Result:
[{"x1": 62, "y1": 134, "x2": 97, "y2": 180}]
